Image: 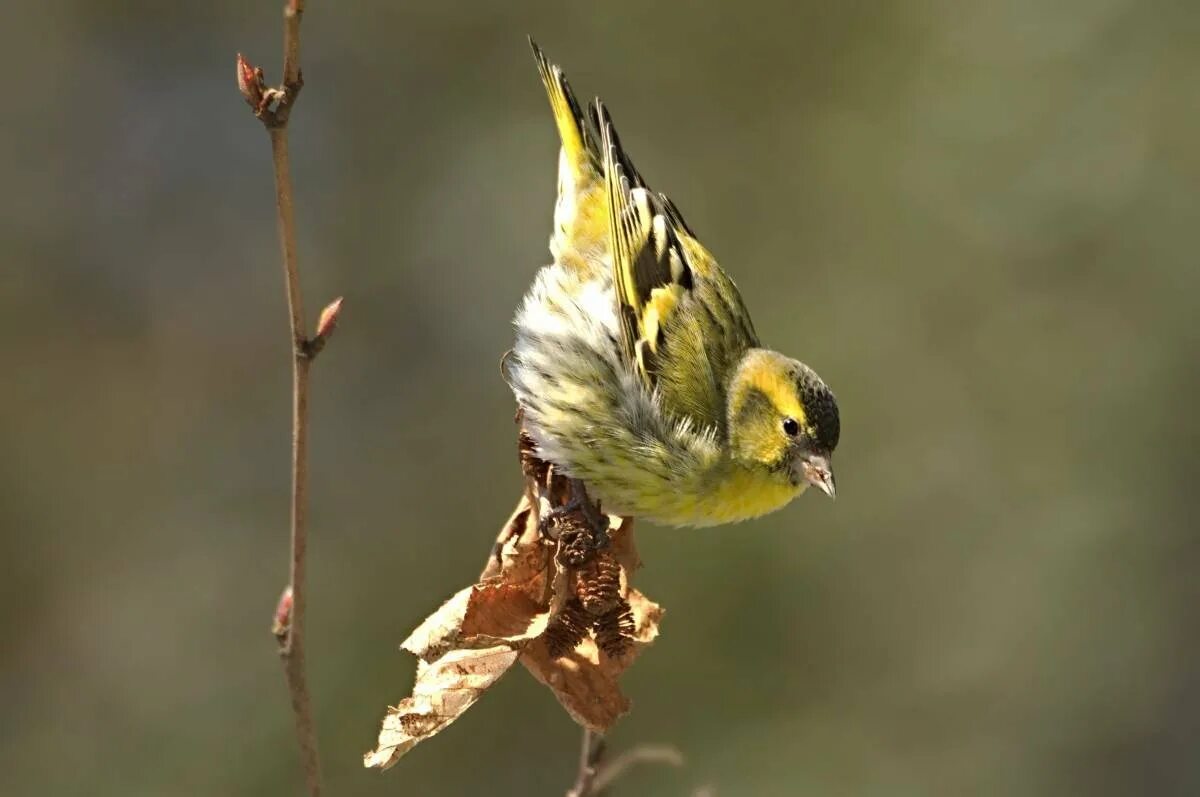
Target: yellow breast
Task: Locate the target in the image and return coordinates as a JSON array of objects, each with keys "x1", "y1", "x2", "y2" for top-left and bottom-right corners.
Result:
[
  {"x1": 626, "y1": 465, "x2": 802, "y2": 527},
  {"x1": 695, "y1": 467, "x2": 803, "y2": 525}
]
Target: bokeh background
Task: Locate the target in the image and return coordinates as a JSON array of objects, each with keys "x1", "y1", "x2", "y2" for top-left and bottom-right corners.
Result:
[{"x1": 3, "y1": 1, "x2": 1198, "y2": 794}]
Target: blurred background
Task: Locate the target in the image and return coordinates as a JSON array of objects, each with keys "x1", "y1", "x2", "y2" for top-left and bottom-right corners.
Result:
[{"x1": 3, "y1": 1, "x2": 1198, "y2": 794}]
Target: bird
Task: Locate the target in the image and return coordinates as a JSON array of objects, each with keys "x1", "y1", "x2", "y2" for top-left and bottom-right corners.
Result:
[{"x1": 503, "y1": 40, "x2": 839, "y2": 528}]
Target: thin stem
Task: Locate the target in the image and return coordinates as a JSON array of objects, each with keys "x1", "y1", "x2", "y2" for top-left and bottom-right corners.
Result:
[
  {"x1": 591, "y1": 745, "x2": 685, "y2": 793},
  {"x1": 566, "y1": 728, "x2": 684, "y2": 796},
  {"x1": 270, "y1": 128, "x2": 305, "y2": 353},
  {"x1": 282, "y1": 337, "x2": 319, "y2": 796},
  {"x1": 567, "y1": 730, "x2": 606, "y2": 797},
  {"x1": 282, "y1": 0, "x2": 304, "y2": 86},
  {"x1": 268, "y1": 77, "x2": 323, "y2": 797},
  {"x1": 239, "y1": 2, "x2": 328, "y2": 796}
]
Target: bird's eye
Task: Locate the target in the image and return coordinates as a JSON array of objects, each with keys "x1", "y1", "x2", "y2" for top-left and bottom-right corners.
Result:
[{"x1": 782, "y1": 417, "x2": 800, "y2": 437}]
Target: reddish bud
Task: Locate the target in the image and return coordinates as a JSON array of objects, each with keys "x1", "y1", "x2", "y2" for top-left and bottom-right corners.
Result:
[
  {"x1": 304, "y1": 297, "x2": 343, "y2": 357},
  {"x1": 316, "y1": 297, "x2": 343, "y2": 341},
  {"x1": 273, "y1": 585, "x2": 294, "y2": 641},
  {"x1": 236, "y1": 53, "x2": 269, "y2": 114}
]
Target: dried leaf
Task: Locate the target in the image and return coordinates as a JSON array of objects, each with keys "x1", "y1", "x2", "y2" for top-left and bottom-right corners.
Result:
[
  {"x1": 459, "y1": 583, "x2": 546, "y2": 639},
  {"x1": 363, "y1": 645, "x2": 522, "y2": 770},
  {"x1": 400, "y1": 583, "x2": 548, "y2": 663},
  {"x1": 520, "y1": 586, "x2": 662, "y2": 732},
  {"x1": 365, "y1": 581, "x2": 551, "y2": 769},
  {"x1": 367, "y1": 442, "x2": 664, "y2": 771},
  {"x1": 366, "y1": 501, "x2": 556, "y2": 769},
  {"x1": 479, "y1": 497, "x2": 549, "y2": 585}
]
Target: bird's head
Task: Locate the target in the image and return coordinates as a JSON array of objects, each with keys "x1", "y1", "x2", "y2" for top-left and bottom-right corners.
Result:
[{"x1": 726, "y1": 349, "x2": 839, "y2": 499}]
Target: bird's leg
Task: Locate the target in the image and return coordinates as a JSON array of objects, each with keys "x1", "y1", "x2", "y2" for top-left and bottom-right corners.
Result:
[
  {"x1": 538, "y1": 493, "x2": 582, "y2": 540},
  {"x1": 567, "y1": 478, "x2": 609, "y2": 549},
  {"x1": 538, "y1": 478, "x2": 609, "y2": 549}
]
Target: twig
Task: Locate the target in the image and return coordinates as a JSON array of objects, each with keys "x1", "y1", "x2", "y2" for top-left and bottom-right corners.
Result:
[
  {"x1": 566, "y1": 729, "x2": 683, "y2": 797},
  {"x1": 237, "y1": 3, "x2": 339, "y2": 796},
  {"x1": 566, "y1": 729, "x2": 606, "y2": 797},
  {"x1": 591, "y1": 744, "x2": 685, "y2": 793}
]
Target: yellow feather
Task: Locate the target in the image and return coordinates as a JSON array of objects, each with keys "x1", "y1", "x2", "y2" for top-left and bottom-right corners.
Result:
[
  {"x1": 731, "y1": 352, "x2": 808, "y2": 431},
  {"x1": 530, "y1": 39, "x2": 590, "y2": 184},
  {"x1": 699, "y1": 467, "x2": 803, "y2": 524},
  {"x1": 642, "y1": 285, "x2": 683, "y2": 354}
]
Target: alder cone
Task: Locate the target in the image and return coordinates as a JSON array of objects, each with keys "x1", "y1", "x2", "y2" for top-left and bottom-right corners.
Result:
[
  {"x1": 576, "y1": 553, "x2": 622, "y2": 615},
  {"x1": 544, "y1": 598, "x2": 591, "y2": 658}
]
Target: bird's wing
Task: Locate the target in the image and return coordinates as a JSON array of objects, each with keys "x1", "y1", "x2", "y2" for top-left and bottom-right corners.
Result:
[{"x1": 597, "y1": 102, "x2": 759, "y2": 430}]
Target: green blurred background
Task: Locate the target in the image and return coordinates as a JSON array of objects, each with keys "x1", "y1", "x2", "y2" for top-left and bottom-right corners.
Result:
[{"x1": 3, "y1": 1, "x2": 1198, "y2": 794}]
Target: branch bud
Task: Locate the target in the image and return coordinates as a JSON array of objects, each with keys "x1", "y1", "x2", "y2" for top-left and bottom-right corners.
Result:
[
  {"x1": 305, "y1": 296, "x2": 343, "y2": 357},
  {"x1": 273, "y1": 585, "x2": 294, "y2": 644},
  {"x1": 236, "y1": 53, "x2": 267, "y2": 113},
  {"x1": 316, "y1": 297, "x2": 343, "y2": 340}
]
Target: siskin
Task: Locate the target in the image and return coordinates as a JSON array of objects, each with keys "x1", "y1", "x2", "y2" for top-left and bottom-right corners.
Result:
[{"x1": 504, "y1": 41, "x2": 840, "y2": 527}]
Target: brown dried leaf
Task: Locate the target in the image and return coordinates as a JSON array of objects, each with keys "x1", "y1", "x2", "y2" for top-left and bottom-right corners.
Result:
[
  {"x1": 520, "y1": 585, "x2": 662, "y2": 733},
  {"x1": 479, "y1": 496, "x2": 548, "y2": 585},
  {"x1": 401, "y1": 583, "x2": 548, "y2": 663},
  {"x1": 366, "y1": 502, "x2": 556, "y2": 770},
  {"x1": 398, "y1": 586, "x2": 475, "y2": 662},
  {"x1": 606, "y1": 515, "x2": 643, "y2": 576},
  {"x1": 363, "y1": 645, "x2": 522, "y2": 770},
  {"x1": 367, "y1": 443, "x2": 664, "y2": 771}
]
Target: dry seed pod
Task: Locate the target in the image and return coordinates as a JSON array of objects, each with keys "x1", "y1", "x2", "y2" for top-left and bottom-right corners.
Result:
[
  {"x1": 543, "y1": 598, "x2": 591, "y2": 658},
  {"x1": 594, "y1": 600, "x2": 636, "y2": 658},
  {"x1": 554, "y1": 524, "x2": 597, "y2": 567},
  {"x1": 576, "y1": 553, "x2": 622, "y2": 615}
]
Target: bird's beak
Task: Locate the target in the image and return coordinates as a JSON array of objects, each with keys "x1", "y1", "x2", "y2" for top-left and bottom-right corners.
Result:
[{"x1": 801, "y1": 455, "x2": 836, "y2": 499}]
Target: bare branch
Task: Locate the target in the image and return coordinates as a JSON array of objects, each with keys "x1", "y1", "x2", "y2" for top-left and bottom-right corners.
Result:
[
  {"x1": 591, "y1": 744, "x2": 685, "y2": 793},
  {"x1": 282, "y1": 0, "x2": 305, "y2": 87},
  {"x1": 269, "y1": 125, "x2": 305, "y2": 351},
  {"x1": 566, "y1": 729, "x2": 606, "y2": 797},
  {"x1": 566, "y1": 727, "x2": 684, "y2": 796},
  {"x1": 237, "y1": 2, "x2": 329, "y2": 796}
]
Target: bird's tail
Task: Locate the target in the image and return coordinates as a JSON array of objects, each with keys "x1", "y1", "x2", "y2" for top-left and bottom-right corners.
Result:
[
  {"x1": 530, "y1": 38, "x2": 597, "y2": 184},
  {"x1": 529, "y1": 38, "x2": 609, "y2": 264}
]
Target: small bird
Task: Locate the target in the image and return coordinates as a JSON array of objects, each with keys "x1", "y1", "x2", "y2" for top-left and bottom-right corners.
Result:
[{"x1": 505, "y1": 41, "x2": 839, "y2": 527}]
